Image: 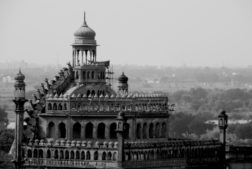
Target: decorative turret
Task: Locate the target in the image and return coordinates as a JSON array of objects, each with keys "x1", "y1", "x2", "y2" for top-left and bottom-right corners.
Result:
[
  {"x1": 72, "y1": 12, "x2": 97, "y2": 67},
  {"x1": 118, "y1": 72, "x2": 128, "y2": 93},
  {"x1": 218, "y1": 110, "x2": 228, "y2": 146},
  {"x1": 13, "y1": 69, "x2": 27, "y2": 169}
]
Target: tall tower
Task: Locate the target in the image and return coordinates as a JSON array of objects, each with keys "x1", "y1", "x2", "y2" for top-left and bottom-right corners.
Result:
[
  {"x1": 72, "y1": 12, "x2": 97, "y2": 67},
  {"x1": 13, "y1": 70, "x2": 27, "y2": 169},
  {"x1": 118, "y1": 72, "x2": 128, "y2": 93},
  {"x1": 218, "y1": 110, "x2": 228, "y2": 146}
]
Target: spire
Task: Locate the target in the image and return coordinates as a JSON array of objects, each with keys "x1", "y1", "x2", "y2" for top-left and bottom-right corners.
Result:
[{"x1": 83, "y1": 11, "x2": 87, "y2": 26}]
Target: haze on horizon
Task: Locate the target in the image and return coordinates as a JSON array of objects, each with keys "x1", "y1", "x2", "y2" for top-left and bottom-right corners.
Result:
[{"x1": 0, "y1": 0, "x2": 252, "y2": 67}]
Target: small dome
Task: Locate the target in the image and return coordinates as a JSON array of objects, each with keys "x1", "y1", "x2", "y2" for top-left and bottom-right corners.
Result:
[
  {"x1": 15, "y1": 69, "x2": 25, "y2": 81},
  {"x1": 118, "y1": 72, "x2": 128, "y2": 83},
  {"x1": 74, "y1": 13, "x2": 96, "y2": 40}
]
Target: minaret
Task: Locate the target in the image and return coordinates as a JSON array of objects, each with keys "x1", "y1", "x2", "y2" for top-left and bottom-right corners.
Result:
[
  {"x1": 13, "y1": 69, "x2": 27, "y2": 169},
  {"x1": 116, "y1": 111, "x2": 126, "y2": 169},
  {"x1": 218, "y1": 110, "x2": 228, "y2": 146},
  {"x1": 118, "y1": 72, "x2": 128, "y2": 93}
]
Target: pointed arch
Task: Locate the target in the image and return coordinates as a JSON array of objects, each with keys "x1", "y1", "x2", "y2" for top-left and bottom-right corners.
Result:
[
  {"x1": 143, "y1": 123, "x2": 147, "y2": 138},
  {"x1": 47, "y1": 150, "x2": 51, "y2": 158},
  {"x1": 58, "y1": 122, "x2": 66, "y2": 138},
  {"x1": 124, "y1": 123, "x2": 130, "y2": 139},
  {"x1": 155, "y1": 123, "x2": 160, "y2": 138},
  {"x1": 97, "y1": 123, "x2": 105, "y2": 139},
  {"x1": 85, "y1": 122, "x2": 93, "y2": 138},
  {"x1": 86, "y1": 151, "x2": 91, "y2": 160},
  {"x1": 136, "y1": 123, "x2": 141, "y2": 139},
  {"x1": 73, "y1": 122, "x2": 81, "y2": 139},
  {"x1": 94, "y1": 151, "x2": 98, "y2": 160},
  {"x1": 81, "y1": 151, "x2": 85, "y2": 160},
  {"x1": 48, "y1": 103, "x2": 52, "y2": 110},
  {"x1": 149, "y1": 123, "x2": 154, "y2": 138},
  {"x1": 47, "y1": 122, "x2": 55, "y2": 138},
  {"x1": 161, "y1": 122, "x2": 166, "y2": 138},
  {"x1": 110, "y1": 123, "x2": 117, "y2": 139},
  {"x1": 102, "y1": 152, "x2": 106, "y2": 160},
  {"x1": 53, "y1": 103, "x2": 57, "y2": 110}
]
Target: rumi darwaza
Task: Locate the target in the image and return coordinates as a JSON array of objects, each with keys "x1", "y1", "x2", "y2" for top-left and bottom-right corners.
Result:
[{"x1": 12, "y1": 13, "x2": 238, "y2": 169}]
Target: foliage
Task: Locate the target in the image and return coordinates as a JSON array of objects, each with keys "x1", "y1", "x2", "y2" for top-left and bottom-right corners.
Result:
[
  {"x1": 0, "y1": 106, "x2": 14, "y2": 169},
  {"x1": 0, "y1": 106, "x2": 8, "y2": 130}
]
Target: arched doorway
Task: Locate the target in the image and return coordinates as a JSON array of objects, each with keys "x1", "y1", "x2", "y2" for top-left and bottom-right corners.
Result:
[
  {"x1": 58, "y1": 122, "x2": 66, "y2": 138},
  {"x1": 109, "y1": 123, "x2": 117, "y2": 139},
  {"x1": 85, "y1": 122, "x2": 93, "y2": 138},
  {"x1": 47, "y1": 122, "x2": 55, "y2": 138},
  {"x1": 97, "y1": 123, "x2": 105, "y2": 139},
  {"x1": 73, "y1": 122, "x2": 81, "y2": 139}
]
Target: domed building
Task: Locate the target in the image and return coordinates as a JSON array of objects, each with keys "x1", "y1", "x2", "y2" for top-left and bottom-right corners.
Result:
[{"x1": 12, "y1": 13, "x2": 225, "y2": 169}]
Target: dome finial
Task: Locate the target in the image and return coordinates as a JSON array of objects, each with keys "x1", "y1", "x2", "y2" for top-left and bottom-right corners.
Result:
[{"x1": 83, "y1": 11, "x2": 87, "y2": 26}]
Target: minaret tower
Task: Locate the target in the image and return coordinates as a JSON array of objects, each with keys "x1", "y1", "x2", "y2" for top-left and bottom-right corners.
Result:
[
  {"x1": 118, "y1": 72, "x2": 128, "y2": 93},
  {"x1": 218, "y1": 110, "x2": 228, "y2": 146},
  {"x1": 13, "y1": 70, "x2": 27, "y2": 169},
  {"x1": 72, "y1": 12, "x2": 97, "y2": 67}
]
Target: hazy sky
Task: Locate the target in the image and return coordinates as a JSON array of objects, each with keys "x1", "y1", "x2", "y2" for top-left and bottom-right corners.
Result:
[{"x1": 0, "y1": 0, "x2": 252, "y2": 67}]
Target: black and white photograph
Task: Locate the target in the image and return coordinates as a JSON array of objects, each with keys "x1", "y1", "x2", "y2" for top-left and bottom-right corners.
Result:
[{"x1": 0, "y1": 0, "x2": 252, "y2": 169}]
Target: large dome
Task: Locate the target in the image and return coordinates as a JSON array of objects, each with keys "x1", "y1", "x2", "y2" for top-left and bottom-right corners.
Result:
[{"x1": 74, "y1": 14, "x2": 96, "y2": 40}]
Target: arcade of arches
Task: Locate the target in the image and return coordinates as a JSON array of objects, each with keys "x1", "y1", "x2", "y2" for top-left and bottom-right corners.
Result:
[{"x1": 46, "y1": 121, "x2": 167, "y2": 140}]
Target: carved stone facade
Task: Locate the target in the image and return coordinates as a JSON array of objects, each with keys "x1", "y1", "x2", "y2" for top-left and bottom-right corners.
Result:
[{"x1": 15, "y1": 13, "x2": 225, "y2": 169}]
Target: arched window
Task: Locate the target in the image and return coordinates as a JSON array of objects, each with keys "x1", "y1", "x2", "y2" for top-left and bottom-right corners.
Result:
[
  {"x1": 60, "y1": 150, "x2": 64, "y2": 159},
  {"x1": 64, "y1": 103, "x2": 67, "y2": 110},
  {"x1": 47, "y1": 122, "x2": 55, "y2": 138},
  {"x1": 110, "y1": 123, "x2": 117, "y2": 139},
  {"x1": 91, "y1": 90, "x2": 95, "y2": 96},
  {"x1": 58, "y1": 122, "x2": 66, "y2": 138},
  {"x1": 124, "y1": 123, "x2": 130, "y2": 139},
  {"x1": 76, "y1": 151, "x2": 80, "y2": 159},
  {"x1": 83, "y1": 71, "x2": 86, "y2": 79},
  {"x1": 54, "y1": 150, "x2": 58, "y2": 159},
  {"x1": 73, "y1": 122, "x2": 81, "y2": 139},
  {"x1": 97, "y1": 123, "x2": 105, "y2": 139},
  {"x1": 53, "y1": 103, "x2": 57, "y2": 110},
  {"x1": 70, "y1": 151, "x2": 74, "y2": 159},
  {"x1": 65, "y1": 151, "x2": 69, "y2": 159},
  {"x1": 58, "y1": 104, "x2": 62, "y2": 110},
  {"x1": 47, "y1": 150, "x2": 51, "y2": 158},
  {"x1": 27, "y1": 149, "x2": 32, "y2": 158},
  {"x1": 161, "y1": 122, "x2": 166, "y2": 138},
  {"x1": 81, "y1": 151, "x2": 85, "y2": 160},
  {"x1": 113, "y1": 152, "x2": 117, "y2": 160},
  {"x1": 149, "y1": 123, "x2": 154, "y2": 138},
  {"x1": 85, "y1": 122, "x2": 93, "y2": 138},
  {"x1": 102, "y1": 152, "x2": 106, "y2": 160},
  {"x1": 86, "y1": 151, "x2": 91, "y2": 160},
  {"x1": 76, "y1": 71, "x2": 79, "y2": 79},
  {"x1": 87, "y1": 72, "x2": 90, "y2": 79},
  {"x1": 91, "y1": 71, "x2": 94, "y2": 79},
  {"x1": 107, "y1": 152, "x2": 112, "y2": 160},
  {"x1": 48, "y1": 103, "x2": 52, "y2": 110},
  {"x1": 86, "y1": 90, "x2": 91, "y2": 97},
  {"x1": 155, "y1": 123, "x2": 160, "y2": 138},
  {"x1": 39, "y1": 149, "x2": 43, "y2": 158},
  {"x1": 33, "y1": 149, "x2": 37, "y2": 158},
  {"x1": 94, "y1": 151, "x2": 98, "y2": 160},
  {"x1": 136, "y1": 123, "x2": 141, "y2": 139},
  {"x1": 143, "y1": 123, "x2": 147, "y2": 139}
]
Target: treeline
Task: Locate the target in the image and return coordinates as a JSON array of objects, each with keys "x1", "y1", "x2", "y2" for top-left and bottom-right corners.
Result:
[{"x1": 169, "y1": 88, "x2": 252, "y2": 143}]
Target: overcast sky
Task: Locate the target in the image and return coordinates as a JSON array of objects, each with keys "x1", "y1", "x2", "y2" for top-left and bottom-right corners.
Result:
[{"x1": 0, "y1": 0, "x2": 252, "y2": 67}]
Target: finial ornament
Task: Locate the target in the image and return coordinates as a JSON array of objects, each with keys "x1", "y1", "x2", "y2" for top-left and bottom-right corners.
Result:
[{"x1": 83, "y1": 11, "x2": 87, "y2": 26}]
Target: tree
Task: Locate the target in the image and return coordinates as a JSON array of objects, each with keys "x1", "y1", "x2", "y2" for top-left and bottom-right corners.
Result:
[{"x1": 0, "y1": 106, "x2": 8, "y2": 130}]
